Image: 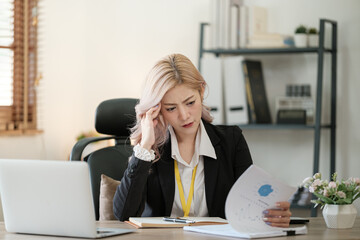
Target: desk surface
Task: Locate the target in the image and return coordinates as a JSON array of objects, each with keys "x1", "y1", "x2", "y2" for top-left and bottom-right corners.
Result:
[{"x1": 0, "y1": 217, "x2": 359, "y2": 240}]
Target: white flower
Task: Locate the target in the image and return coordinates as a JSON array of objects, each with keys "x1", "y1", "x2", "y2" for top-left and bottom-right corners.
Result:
[
  {"x1": 313, "y1": 179, "x2": 322, "y2": 187},
  {"x1": 302, "y1": 172, "x2": 359, "y2": 206},
  {"x1": 302, "y1": 177, "x2": 313, "y2": 186},
  {"x1": 352, "y1": 177, "x2": 360, "y2": 185},
  {"x1": 323, "y1": 188, "x2": 329, "y2": 197},
  {"x1": 322, "y1": 180, "x2": 329, "y2": 186},
  {"x1": 313, "y1": 173, "x2": 321, "y2": 179},
  {"x1": 345, "y1": 180, "x2": 351, "y2": 186},
  {"x1": 337, "y1": 191, "x2": 346, "y2": 199},
  {"x1": 328, "y1": 181, "x2": 337, "y2": 189}
]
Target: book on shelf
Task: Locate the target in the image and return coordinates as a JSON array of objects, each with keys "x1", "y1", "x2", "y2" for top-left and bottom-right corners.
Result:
[
  {"x1": 246, "y1": 5, "x2": 268, "y2": 37},
  {"x1": 211, "y1": 0, "x2": 245, "y2": 49},
  {"x1": 210, "y1": 0, "x2": 220, "y2": 48},
  {"x1": 223, "y1": 56, "x2": 248, "y2": 124},
  {"x1": 247, "y1": 33, "x2": 294, "y2": 48},
  {"x1": 242, "y1": 60, "x2": 272, "y2": 124},
  {"x1": 200, "y1": 57, "x2": 225, "y2": 124},
  {"x1": 229, "y1": 0, "x2": 244, "y2": 49},
  {"x1": 184, "y1": 165, "x2": 307, "y2": 239},
  {"x1": 126, "y1": 217, "x2": 227, "y2": 229},
  {"x1": 211, "y1": 0, "x2": 232, "y2": 49},
  {"x1": 211, "y1": 2, "x2": 295, "y2": 49}
]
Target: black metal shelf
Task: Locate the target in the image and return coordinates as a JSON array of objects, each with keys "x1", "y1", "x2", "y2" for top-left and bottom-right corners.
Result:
[
  {"x1": 198, "y1": 19, "x2": 337, "y2": 217},
  {"x1": 238, "y1": 124, "x2": 332, "y2": 130},
  {"x1": 203, "y1": 47, "x2": 334, "y2": 55}
]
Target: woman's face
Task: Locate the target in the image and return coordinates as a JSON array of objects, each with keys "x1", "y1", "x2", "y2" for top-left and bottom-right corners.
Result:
[{"x1": 160, "y1": 84, "x2": 203, "y2": 141}]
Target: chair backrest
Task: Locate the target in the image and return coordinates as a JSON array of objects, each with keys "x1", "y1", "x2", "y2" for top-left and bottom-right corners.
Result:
[{"x1": 70, "y1": 98, "x2": 138, "y2": 220}]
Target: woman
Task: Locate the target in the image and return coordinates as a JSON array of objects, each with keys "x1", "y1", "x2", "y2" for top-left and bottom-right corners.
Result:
[{"x1": 113, "y1": 54, "x2": 291, "y2": 227}]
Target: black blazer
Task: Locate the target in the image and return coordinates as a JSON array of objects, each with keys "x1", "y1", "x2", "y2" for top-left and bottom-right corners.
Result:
[{"x1": 113, "y1": 121, "x2": 253, "y2": 221}]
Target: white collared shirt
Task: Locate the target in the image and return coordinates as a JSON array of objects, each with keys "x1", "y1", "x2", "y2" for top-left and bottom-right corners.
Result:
[{"x1": 169, "y1": 121, "x2": 217, "y2": 217}]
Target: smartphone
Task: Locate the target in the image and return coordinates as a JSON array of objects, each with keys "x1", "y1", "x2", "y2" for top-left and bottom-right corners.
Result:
[{"x1": 289, "y1": 217, "x2": 310, "y2": 224}]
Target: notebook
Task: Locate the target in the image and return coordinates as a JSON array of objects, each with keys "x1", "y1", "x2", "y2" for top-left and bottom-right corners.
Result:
[
  {"x1": 127, "y1": 217, "x2": 228, "y2": 228},
  {"x1": 0, "y1": 159, "x2": 135, "y2": 238}
]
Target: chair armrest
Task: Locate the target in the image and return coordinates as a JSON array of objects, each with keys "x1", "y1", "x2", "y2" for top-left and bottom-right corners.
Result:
[{"x1": 70, "y1": 136, "x2": 117, "y2": 161}]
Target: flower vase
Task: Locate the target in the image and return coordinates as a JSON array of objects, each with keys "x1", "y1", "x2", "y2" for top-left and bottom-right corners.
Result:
[{"x1": 322, "y1": 204, "x2": 357, "y2": 229}]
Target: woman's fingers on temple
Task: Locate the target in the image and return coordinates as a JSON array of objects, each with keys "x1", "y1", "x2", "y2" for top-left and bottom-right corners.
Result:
[
  {"x1": 152, "y1": 104, "x2": 161, "y2": 117},
  {"x1": 145, "y1": 104, "x2": 161, "y2": 119}
]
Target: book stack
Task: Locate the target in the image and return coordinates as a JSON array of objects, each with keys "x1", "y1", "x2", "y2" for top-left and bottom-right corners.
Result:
[
  {"x1": 201, "y1": 57, "x2": 272, "y2": 125},
  {"x1": 210, "y1": 0, "x2": 291, "y2": 49},
  {"x1": 247, "y1": 33, "x2": 294, "y2": 48}
]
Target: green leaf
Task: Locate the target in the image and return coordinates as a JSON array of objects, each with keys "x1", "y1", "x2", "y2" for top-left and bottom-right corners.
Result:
[{"x1": 313, "y1": 192, "x2": 335, "y2": 204}]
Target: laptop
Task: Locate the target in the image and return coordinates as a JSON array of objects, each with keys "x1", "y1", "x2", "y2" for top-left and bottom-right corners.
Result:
[{"x1": 0, "y1": 159, "x2": 135, "y2": 238}]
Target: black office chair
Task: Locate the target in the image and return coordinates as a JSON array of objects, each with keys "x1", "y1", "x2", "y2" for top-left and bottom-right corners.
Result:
[{"x1": 70, "y1": 98, "x2": 138, "y2": 220}]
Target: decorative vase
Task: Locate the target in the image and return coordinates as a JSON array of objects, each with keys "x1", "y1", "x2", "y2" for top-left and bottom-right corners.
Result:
[
  {"x1": 322, "y1": 204, "x2": 357, "y2": 229},
  {"x1": 294, "y1": 33, "x2": 308, "y2": 47},
  {"x1": 308, "y1": 34, "x2": 319, "y2": 47}
]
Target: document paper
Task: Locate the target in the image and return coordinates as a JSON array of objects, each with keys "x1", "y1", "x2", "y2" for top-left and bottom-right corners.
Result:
[
  {"x1": 226, "y1": 165, "x2": 296, "y2": 232},
  {"x1": 184, "y1": 165, "x2": 307, "y2": 238}
]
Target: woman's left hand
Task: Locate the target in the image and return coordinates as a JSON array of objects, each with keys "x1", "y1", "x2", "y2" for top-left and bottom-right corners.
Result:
[{"x1": 263, "y1": 201, "x2": 292, "y2": 228}]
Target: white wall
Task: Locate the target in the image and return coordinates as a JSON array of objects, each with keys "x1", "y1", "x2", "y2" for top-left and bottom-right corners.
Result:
[{"x1": 0, "y1": 0, "x2": 359, "y2": 220}]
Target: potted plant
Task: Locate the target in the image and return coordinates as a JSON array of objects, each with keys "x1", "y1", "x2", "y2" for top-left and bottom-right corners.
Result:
[
  {"x1": 308, "y1": 27, "x2": 319, "y2": 47},
  {"x1": 294, "y1": 25, "x2": 307, "y2": 47},
  {"x1": 302, "y1": 173, "x2": 360, "y2": 229}
]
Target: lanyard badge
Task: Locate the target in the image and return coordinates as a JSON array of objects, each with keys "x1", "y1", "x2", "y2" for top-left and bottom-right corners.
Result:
[{"x1": 174, "y1": 160, "x2": 198, "y2": 217}]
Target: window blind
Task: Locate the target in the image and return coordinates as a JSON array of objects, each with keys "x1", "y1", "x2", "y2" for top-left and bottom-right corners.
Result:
[{"x1": 0, "y1": 0, "x2": 40, "y2": 134}]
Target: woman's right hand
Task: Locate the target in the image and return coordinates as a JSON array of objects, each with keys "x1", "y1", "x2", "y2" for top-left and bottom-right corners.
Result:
[{"x1": 140, "y1": 104, "x2": 161, "y2": 151}]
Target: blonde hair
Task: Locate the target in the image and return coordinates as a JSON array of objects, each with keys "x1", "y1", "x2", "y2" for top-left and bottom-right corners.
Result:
[{"x1": 130, "y1": 54, "x2": 213, "y2": 160}]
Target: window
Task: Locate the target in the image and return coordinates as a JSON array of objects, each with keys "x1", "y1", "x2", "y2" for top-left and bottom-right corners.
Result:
[{"x1": 0, "y1": 0, "x2": 40, "y2": 134}]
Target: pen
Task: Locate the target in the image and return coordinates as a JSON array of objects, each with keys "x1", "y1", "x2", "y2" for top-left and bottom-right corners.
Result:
[{"x1": 162, "y1": 217, "x2": 196, "y2": 224}]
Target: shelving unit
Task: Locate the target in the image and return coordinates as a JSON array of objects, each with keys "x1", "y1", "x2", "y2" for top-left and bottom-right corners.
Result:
[{"x1": 198, "y1": 19, "x2": 337, "y2": 217}]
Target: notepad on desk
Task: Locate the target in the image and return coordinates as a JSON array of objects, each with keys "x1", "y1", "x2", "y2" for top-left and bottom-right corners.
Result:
[
  {"x1": 184, "y1": 165, "x2": 308, "y2": 238},
  {"x1": 126, "y1": 217, "x2": 228, "y2": 228}
]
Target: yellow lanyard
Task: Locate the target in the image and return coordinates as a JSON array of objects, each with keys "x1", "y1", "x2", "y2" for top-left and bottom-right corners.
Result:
[{"x1": 174, "y1": 160, "x2": 198, "y2": 217}]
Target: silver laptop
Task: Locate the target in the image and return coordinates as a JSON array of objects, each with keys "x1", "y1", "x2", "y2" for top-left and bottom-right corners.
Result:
[{"x1": 0, "y1": 159, "x2": 135, "y2": 238}]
